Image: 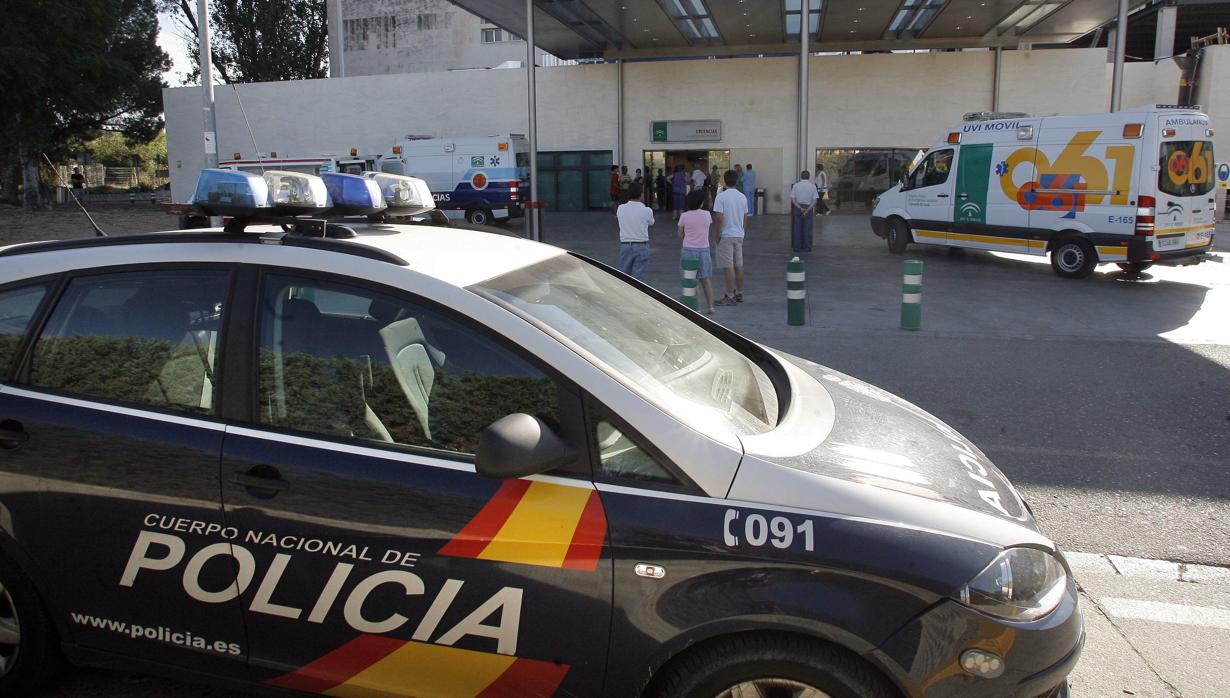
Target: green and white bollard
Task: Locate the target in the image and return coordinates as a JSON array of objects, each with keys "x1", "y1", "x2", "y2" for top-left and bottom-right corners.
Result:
[
  {"x1": 901, "y1": 259, "x2": 923, "y2": 331},
  {"x1": 681, "y1": 257, "x2": 699, "y2": 310},
  {"x1": 787, "y1": 257, "x2": 806, "y2": 326}
]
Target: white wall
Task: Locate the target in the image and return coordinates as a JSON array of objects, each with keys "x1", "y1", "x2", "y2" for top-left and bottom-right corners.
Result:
[{"x1": 166, "y1": 47, "x2": 1198, "y2": 212}]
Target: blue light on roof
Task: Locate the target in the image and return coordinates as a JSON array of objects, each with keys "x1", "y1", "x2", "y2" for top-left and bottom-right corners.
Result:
[
  {"x1": 191, "y1": 169, "x2": 271, "y2": 216},
  {"x1": 322, "y1": 172, "x2": 387, "y2": 215}
]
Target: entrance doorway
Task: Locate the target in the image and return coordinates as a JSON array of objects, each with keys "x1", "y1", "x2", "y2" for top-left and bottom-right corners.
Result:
[{"x1": 643, "y1": 149, "x2": 731, "y2": 180}]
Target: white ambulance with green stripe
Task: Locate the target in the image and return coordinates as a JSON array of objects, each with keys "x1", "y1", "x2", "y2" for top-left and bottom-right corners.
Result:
[{"x1": 871, "y1": 105, "x2": 1217, "y2": 278}]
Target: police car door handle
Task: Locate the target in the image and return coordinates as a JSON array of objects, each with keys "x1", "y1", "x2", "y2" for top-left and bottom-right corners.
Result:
[
  {"x1": 230, "y1": 467, "x2": 290, "y2": 493},
  {"x1": 0, "y1": 421, "x2": 29, "y2": 450}
]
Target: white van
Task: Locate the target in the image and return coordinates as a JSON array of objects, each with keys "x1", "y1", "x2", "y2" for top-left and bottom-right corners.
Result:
[
  {"x1": 219, "y1": 153, "x2": 378, "y2": 177},
  {"x1": 378, "y1": 134, "x2": 530, "y2": 226},
  {"x1": 871, "y1": 105, "x2": 1217, "y2": 277}
]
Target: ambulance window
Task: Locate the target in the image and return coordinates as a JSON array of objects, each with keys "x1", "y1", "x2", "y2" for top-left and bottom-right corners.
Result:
[
  {"x1": 516, "y1": 152, "x2": 529, "y2": 169},
  {"x1": 921, "y1": 149, "x2": 953, "y2": 187},
  {"x1": 380, "y1": 161, "x2": 406, "y2": 176},
  {"x1": 1158, "y1": 141, "x2": 1214, "y2": 197}
]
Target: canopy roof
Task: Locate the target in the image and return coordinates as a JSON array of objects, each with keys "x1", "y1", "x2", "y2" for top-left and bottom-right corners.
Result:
[{"x1": 449, "y1": 0, "x2": 1148, "y2": 59}]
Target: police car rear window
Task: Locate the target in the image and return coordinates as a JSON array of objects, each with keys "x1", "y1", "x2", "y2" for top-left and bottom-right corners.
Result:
[{"x1": 472, "y1": 255, "x2": 780, "y2": 436}]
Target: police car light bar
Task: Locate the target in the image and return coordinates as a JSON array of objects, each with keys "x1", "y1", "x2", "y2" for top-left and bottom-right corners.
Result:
[
  {"x1": 322, "y1": 172, "x2": 386, "y2": 216},
  {"x1": 363, "y1": 172, "x2": 435, "y2": 217}
]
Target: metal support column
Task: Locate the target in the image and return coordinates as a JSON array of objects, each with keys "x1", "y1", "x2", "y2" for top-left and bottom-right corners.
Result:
[
  {"x1": 198, "y1": 0, "x2": 218, "y2": 221},
  {"x1": 992, "y1": 46, "x2": 1003, "y2": 112},
  {"x1": 1110, "y1": 0, "x2": 1128, "y2": 111},
  {"x1": 616, "y1": 59, "x2": 624, "y2": 170},
  {"x1": 797, "y1": 3, "x2": 809, "y2": 179},
  {"x1": 526, "y1": 0, "x2": 541, "y2": 241}
]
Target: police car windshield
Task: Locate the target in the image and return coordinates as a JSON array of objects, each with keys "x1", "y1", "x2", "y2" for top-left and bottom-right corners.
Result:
[{"x1": 472, "y1": 254, "x2": 780, "y2": 435}]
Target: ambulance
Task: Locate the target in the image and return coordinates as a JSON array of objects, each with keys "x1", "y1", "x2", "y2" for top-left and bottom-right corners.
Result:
[
  {"x1": 378, "y1": 134, "x2": 530, "y2": 226},
  {"x1": 871, "y1": 105, "x2": 1217, "y2": 277}
]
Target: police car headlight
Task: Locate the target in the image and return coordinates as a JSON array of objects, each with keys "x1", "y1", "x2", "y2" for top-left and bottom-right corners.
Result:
[{"x1": 957, "y1": 547, "x2": 1067, "y2": 622}]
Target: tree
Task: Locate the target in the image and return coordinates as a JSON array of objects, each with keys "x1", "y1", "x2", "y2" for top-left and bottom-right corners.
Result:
[
  {"x1": 0, "y1": 0, "x2": 169, "y2": 207},
  {"x1": 158, "y1": 0, "x2": 329, "y2": 85}
]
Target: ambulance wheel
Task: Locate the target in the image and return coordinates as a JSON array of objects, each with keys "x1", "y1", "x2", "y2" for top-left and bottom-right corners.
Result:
[
  {"x1": 0, "y1": 554, "x2": 59, "y2": 694},
  {"x1": 1050, "y1": 238, "x2": 1096, "y2": 278},
  {"x1": 1116, "y1": 262, "x2": 1153, "y2": 273},
  {"x1": 887, "y1": 219, "x2": 911, "y2": 254},
  {"x1": 651, "y1": 633, "x2": 896, "y2": 698},
  {"x1": 465, "y1": 208, "x2": 494, "y2": 226}
]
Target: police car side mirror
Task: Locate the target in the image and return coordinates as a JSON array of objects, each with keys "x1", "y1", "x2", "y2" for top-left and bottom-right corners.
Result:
[{"x1": 475, "y1": 413, "x2": 577, "y2": 479}]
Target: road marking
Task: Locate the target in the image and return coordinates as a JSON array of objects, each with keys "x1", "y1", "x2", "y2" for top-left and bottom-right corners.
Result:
[
  {"x1": 1100, "y1": 598, "x2": 1230, "y2": 631},
  {"x1": 1066, "y1": 551, "x2": 1230, "y2": 586}
]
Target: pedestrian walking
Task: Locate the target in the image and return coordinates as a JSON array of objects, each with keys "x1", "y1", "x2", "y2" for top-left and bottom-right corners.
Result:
[
  {"x1": 742, "y1": 163, "x2": 757, "y2": 216},
  {"x1": 790, "y1": 170, "x2": 818, "y2": 253},
  {"x1": 609, "y1": 165, "x2": 621, "y2": 214},
  {"x1": 672, "y1": 165, "x2": 687, "y2": 220},
  {"x1": 616, "y1": 182, "x2": 653, "y2": 281},
  {"x1": 815, "y1": 163, "x2": 831, "y2": 215},
  {"x1": 712, "y1": 170, "x2": 748, "y2": 306},
  {"x1": 678, "y1": 189, "x2": 716, "y2": 314}
]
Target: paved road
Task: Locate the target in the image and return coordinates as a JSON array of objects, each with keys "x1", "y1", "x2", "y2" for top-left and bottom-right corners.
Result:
[{"x1": 11, "y1": 207, "x2": 1228, "y2": 696}]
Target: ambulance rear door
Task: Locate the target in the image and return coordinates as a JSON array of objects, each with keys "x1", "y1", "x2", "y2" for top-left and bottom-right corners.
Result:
[{"x1": 1152, "y1": 114, "x2": 1216, "y2": 253}]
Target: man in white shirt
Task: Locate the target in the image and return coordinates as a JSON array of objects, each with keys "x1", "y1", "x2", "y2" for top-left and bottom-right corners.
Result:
[
  {"x1": 690, "y1": 164, "x2": 706, "y2": 194},
  {"x1": 616, "y1": 182, "x2": 654, "y2": 281},
  {"x1": 712, "y1": 170, "x2": 749, "y2": 306},
  {"x1": 814, "y1": 163, "x2": 831, "y2": 215},
  {"x1": 790, "y1": 171, "x2": 819, "y2": 253}
]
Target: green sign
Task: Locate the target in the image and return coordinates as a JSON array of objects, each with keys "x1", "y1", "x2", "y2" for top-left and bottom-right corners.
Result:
[
  {"x1": 955, "y1": 143, "x2": 993, "y2": 225},
  {"x1": 650, "y1": 120, "x2": 720, "y2": 143},
  {"x1": 652, "y1": 122, "x2": 669, "y2": 142}
]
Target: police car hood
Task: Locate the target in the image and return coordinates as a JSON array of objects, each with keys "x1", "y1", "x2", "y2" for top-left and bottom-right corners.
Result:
[{"x1": 731, "y1": 353, "x2": 1043, "y2": 547}]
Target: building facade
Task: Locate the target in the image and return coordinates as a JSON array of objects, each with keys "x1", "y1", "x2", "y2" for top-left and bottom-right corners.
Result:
[{"x1": 328, "y1": 0, "x2": 564, "y2": 76}]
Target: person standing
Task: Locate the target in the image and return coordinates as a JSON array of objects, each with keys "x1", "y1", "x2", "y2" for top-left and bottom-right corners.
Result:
[
  {"x1": 617, "y1": 182, "x2": 654, "y2": 281},
  {"x1": 671, "y1": 165, "x2": 687, "y2": 220},
  {"x1": 620, "y1": 166, "x2": 632, "y2": 200},
  {"x1": 690, "y1": 162, "x2": 706, "y2": 196},
  {"x1": 734, "y1": 164, "x2": 744, "y2": 194},
  {"x1": 655, "y1": 168, "x2": 667, "y2": 212},
  {"x1": 609, "y1": 165, "x2": 621, "y2": 214},
  {"x1": 677, "y1": 190, "x2": 716, "y2": 314},
  {"x1": 712, "y1": 170, "x2": 748, "y2": 306},
  {"x1": 815, "y1": 163, "x2": 831, "y2": 215},
  {"x1": 708, "y1": 165, "x2": 721, "y2": 207},
  {"x1": 790, "y1": 170, "x2": 818, "y2": 253},
  {"x1": 742, "y1": 163, "x2": 757, "y2": 216}
]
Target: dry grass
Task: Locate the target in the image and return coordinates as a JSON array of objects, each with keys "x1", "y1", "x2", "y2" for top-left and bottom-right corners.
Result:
[{"x1": 0, "y1": 203, "x2": 179, "y2": 246}]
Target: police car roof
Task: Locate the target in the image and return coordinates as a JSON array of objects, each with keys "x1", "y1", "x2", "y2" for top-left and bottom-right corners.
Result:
[{"x1": 0, "y1": 222, "x2": 564, "y2": 289}]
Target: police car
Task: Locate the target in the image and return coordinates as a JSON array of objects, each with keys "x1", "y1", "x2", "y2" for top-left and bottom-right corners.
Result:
[{"x1": 0, "y1": 169, "x2": 1081, "y2": 697}]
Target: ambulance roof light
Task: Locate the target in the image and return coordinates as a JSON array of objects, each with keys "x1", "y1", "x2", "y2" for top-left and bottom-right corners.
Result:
[
  {"x1": 1161, "y1": 128, "x2": 1177, "y2": 138},
  {"x1": 947, "y1": 132, "x2": 961, "y2": 145},
  {"x1": 1123, "y1": 123, "x2": 1143, "y2": 138},
  {"x1": 962, "y1": 111, "x2": 1030, "y2": 122},
  {"x1": 350, "y1": 147, "x2": 358, "y2": 156},
  {"x1": 392, "y1": 146, "x2": 402, "y2": 154},
  {"x1": 233, "y1": 152, "x2": 242, "y2": 159}
]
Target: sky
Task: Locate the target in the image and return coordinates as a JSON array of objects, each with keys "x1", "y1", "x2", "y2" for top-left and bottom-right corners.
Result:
[{"x1": 157, "y1": 10, "x2": 196, "y2": 86}]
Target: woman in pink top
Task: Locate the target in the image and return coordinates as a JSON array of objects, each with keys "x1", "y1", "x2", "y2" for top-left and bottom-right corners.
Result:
[{"x1": 677, "y1": 190, "x2": 715, "y2": 314}]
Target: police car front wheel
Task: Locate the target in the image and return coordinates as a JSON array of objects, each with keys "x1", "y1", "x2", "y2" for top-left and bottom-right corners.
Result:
[
  {"x1": 651, "y1": 634, "x2": 897, "y2": 698},
  {"x1": 0, "y1": 555, "x2": 58, "y2": 693}
]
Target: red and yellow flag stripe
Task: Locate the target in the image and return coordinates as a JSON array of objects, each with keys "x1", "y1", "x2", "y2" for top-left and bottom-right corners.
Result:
[
  {"x1": 267, "y1": 634, "x2": 569, "y2": 697},
  {"x1": 439, "y1": 480, "x2": 607, "y2": 571}
]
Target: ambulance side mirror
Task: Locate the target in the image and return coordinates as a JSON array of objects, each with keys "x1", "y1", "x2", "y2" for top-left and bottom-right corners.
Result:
[{"x1": 475, "y1": 413, "x2": 577, "y2": 479}]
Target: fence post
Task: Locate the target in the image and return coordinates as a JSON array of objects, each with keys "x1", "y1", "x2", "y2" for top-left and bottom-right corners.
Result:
[
  {"x1": 787, "y1": 257, "x2": 806, "y2": 326},
  {"x1": 901, "y1": 260, "x2": 923, "y2": 331},
  {"x1": 681, "y1": 257, "x2": 699, "y2": 310}
]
